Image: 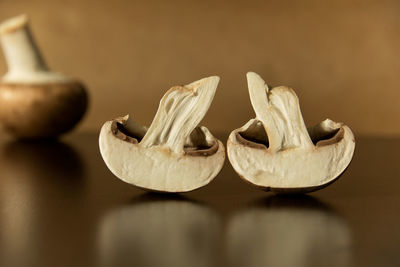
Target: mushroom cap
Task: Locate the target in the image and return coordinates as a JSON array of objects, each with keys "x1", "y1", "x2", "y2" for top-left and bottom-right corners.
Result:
[
  {"x1": 228, "y1": 118, "x2": 355, "y2": 193},
  {"x1": 99, "y1": 118, "x2": 225, "y2": 193},
  {"x1": 0, "y1": 81, "x2": 88, "y2": 139}
]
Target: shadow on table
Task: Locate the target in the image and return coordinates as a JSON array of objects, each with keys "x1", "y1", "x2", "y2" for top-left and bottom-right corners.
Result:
[
  {"x1": 226, "y1": 195, "x2": 353, "y2": 267},
  {"x1": 98, "y1": 192, "x2": 222, "y2": 267}
]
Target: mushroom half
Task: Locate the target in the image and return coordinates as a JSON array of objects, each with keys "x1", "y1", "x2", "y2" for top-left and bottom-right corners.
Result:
[
  {"x1": 99, "y1": 76, "x2": 225, "y2": 193},
  {"x1": 227, "y1": 72, "x2": 355, "y2": 193}
]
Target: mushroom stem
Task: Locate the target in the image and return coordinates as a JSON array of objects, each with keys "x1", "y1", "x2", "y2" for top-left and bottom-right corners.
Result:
[
  {"x1": 247, "y1": 72, "x2": 313, "y2": 152},
  {"x1": 0, "y1": 15, "x2": 66, "y2": 83},
  {"x1": 247, "y1": 72, "x2": 282, "y2": 152},
  {"x1": 140, "y1": 76, "x2": 220, "y2": 154}
]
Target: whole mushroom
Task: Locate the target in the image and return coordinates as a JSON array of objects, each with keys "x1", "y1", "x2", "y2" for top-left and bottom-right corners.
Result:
[
  {"x1": 0, "y1": 15, "x2": 88, "y2": 139},
  {"x1": 99, "y1": 76, "x2": 225, "y2": 193},
  {"x1": 227, "y1": 72, "x2": 355, "y2": 193}
]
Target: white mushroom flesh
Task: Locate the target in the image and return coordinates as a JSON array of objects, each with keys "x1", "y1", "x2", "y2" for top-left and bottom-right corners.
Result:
[
  {"x1": 99, "y1": 77, "x2": 225, "y2": 192},
  {"x1": 228, "y1": 72, "x2": 355, "y2": 191}
]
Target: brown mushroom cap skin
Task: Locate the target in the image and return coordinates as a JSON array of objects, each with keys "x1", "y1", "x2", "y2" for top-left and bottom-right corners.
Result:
[{"x1": 0, "y1": 80, "x2": 88, "y2": 139}]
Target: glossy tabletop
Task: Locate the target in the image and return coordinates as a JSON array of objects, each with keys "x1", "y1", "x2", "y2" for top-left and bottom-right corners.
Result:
[{"x1": 0, "y1": 133, "x2": 399, "y2": 267}]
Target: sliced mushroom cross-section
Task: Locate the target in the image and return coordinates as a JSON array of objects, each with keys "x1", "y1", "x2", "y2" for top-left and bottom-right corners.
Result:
[
  {"x1": 99, "y1": 76, "x2": 225, "y2": 193},
  {"x1": 227, "y1": 72, "x2": 355, "y2": 193}
]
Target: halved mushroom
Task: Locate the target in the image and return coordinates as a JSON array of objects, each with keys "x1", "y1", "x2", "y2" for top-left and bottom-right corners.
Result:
[
  {"x1": 99, "y1": 76, "x2": 225, "y2": 193},
  {"x1": 227, "y1": 72, "x2": 355, "y2": 193},
  {"x1": 0, "y1": 15, "x2": 88, "y2": 139}
]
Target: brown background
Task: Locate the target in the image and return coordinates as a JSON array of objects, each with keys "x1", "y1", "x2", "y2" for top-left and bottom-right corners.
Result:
[{"x1": 0, "y1": 0, "x2": 399, "y2": 136}]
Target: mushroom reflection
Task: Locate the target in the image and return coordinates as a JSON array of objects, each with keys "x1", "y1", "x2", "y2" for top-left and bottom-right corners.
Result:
[
  {"x1": 0, "y1": 140, "x2": 85, "y2": 267},
  {"x1": 226, "y1": 195, "x2": 352, "y2": 267},
  {"x1": 98, "y1": 194, "x2": 221, "y2": 267},
  {"x1": 1, "y1": 140, "x2": 85, "y2": 186}
]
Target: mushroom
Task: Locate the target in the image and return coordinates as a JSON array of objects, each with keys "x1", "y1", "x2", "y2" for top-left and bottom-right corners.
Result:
[
  {"x1": 0, "y1": 15, "x2": 88, "y2": 139},
  {"x1": 227, "y1": 72, "x2": 355, "y2": 193},
  {"x1": 99, "y1": 76, "x2": 225, "y2": 193}
]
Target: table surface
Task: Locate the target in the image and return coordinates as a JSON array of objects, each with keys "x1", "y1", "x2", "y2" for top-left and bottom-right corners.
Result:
[{"x1": 0, "y1": 132, "x2": 399, "y2": 267}]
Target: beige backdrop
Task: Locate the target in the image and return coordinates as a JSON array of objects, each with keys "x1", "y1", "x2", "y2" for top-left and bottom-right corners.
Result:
[{"x1": 0, "y1": 0, "x2": 398, "y2": 136}]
